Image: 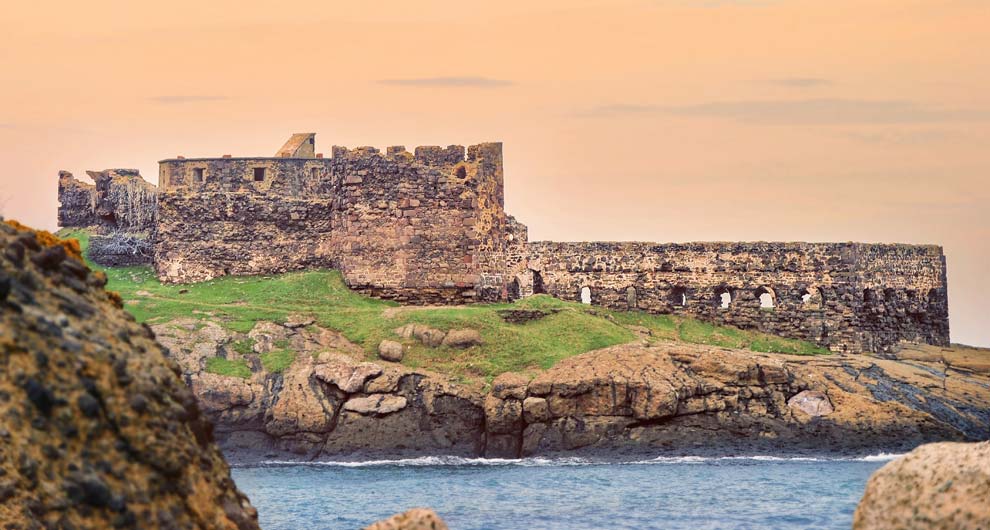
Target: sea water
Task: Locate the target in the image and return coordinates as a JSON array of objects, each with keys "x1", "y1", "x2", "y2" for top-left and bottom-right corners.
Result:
[{"x1": 232, "y1": 455, "x2": 897, "y2": 530}]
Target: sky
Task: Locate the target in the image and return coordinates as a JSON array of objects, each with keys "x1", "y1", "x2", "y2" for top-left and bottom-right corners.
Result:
[{"x1": 1, "y1": 0, "x2": 988, "y2": 345}]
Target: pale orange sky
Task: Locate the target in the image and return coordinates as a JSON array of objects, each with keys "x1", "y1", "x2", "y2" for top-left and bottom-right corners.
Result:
[{"x1": 1, "y1": 0, "x2": 988, "y2": 345}]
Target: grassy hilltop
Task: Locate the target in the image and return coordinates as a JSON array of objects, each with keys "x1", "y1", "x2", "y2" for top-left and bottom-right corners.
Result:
[{"x1": 60, "y1": 229, "x2": 828, "y2": 386}]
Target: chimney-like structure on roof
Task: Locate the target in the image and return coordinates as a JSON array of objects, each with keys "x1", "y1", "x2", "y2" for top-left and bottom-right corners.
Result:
[{"x1": 275, "y1": 133, "x2": 317, "y2": 158}]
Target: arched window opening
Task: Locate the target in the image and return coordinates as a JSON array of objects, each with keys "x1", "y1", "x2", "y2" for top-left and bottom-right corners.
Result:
[
  {"x1": 716, "y1": 288, "x2": 732, "y2": 309},
  {"x1": 507, "y1": 279, "x2": 521, "y2": 301},
  {"x1": 671, "y1": 286, "x2": 687, "y2": 308},
  {"x1": 580, "y1": 286, "x2": 592, "y2": 305},
  {"x1": 626, "y1": 286, "x2": 638, "y2": 309},
  {"x1": 532, "y1": 271, "x2": 547, "y2": 295},
  {"x1": 801, "y1": 287, "x2": 823, "y2": 310},
  {"x1": 455, "y1": 166, "x2": 467, "y2": 179},
  {"x1": 863, "y1": 288, "x2": 877, "y2": 304},
  {"x1": 756, "y1": 287, "x2": 775, "y2": 309}
]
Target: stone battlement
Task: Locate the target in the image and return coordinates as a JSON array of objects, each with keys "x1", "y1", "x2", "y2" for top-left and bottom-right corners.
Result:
[{"x1": 56, "y1": 134, "x2": 950, "y2": 353}]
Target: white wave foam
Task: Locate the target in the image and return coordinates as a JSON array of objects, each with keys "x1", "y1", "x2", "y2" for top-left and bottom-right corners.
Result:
[
  {"x1": 852, "y1": 452, "x2": 904, "y2": 462},
  {"x1": 252, "y1": 456, "x2": 595, "y2": 468},
  {"x1": 245, "y1": 452, "x2": 903, "y2": 468}
]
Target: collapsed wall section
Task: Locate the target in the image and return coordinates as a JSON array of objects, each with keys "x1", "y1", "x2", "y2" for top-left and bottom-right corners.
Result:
[
  {"x1": 525, "y1": 241, "x2": 950, "y2": 353},
  {"x1": 57, "y1": 169, "x2": 158, "y2": 231},
  {"x1": 57, "y1": 169, "x2": 158, "y2": 266}
]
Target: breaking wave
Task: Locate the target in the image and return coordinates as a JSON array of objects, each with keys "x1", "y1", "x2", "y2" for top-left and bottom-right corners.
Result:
[{"x1": 243, "y1": 452, "x2": 903, "y2": 468}]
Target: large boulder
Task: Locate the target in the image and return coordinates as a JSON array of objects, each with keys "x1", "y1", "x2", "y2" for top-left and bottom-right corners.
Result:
[
  {"x1": 364, "y1": 508, "x2": 448, "y2": 530},
  {"x1": 378, "y1": 340, "x2": 405, "y2": 362},
  {"x1": 0, "y1": 221, "x2": 258, "y2": 528},
  {"x1": 394, "y1": 323, "x2": 446, "y2": 347},
  {"x1": 441, "y1": 329, "x2": 482, "y2": 348},
  {"x1": 854, "y1": 441, "x2": 990, "y2": 530},
  {"x1": 787, "y1": 390, "x2": 833, "y2": 417}
]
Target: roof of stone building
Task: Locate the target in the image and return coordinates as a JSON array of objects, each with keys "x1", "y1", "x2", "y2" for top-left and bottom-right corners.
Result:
[{"x1": 275, "y1": 133, "x2": 317, "y2": 158}]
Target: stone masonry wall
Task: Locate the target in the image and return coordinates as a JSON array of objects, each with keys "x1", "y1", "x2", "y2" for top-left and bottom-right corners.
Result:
[
  {"x1": 331, "y1": 143, "x2": 511, "y2": 303},
  {"x1": 524, "y1": 241, "x2": 950, "y2": 353},
  {"x1": 153, "y1": 143, "x2": 515, "y2": 303}
]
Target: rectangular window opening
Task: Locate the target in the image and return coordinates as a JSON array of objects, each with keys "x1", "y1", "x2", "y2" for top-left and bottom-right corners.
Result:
[
  {"x1": 253, "y1": 167, "x2": 265, "y2": 181},
  {"x1": 311, "y1": 167, "x2": 318, "y2": 179},
  {"x1": 193, "y1": 168, "x2": 205, "y2": 183}
]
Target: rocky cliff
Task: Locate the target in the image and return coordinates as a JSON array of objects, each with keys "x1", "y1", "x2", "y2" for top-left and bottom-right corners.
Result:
[
  {"x1": 156, "y1": 313, "x2": 990, "y2": 461},
  {"x1": 0, "y1": 220, "x2": 258, "y2": 528},
  {"x1": 155, "y1": 319, "x2": 484, "y2": 462},
  {"x1": 481, "y1": 342, "x2": 987, "y2": 457},
  {"x1": 854, "y1": 441, "x2": 990, "y2": 530}
]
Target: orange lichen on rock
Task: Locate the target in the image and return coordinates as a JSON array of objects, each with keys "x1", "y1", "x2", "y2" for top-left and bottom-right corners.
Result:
[
  {"x1": 4, "y1": 218, "x2": 83, "y2": 262},
  {"x1": 0, "y1": 220, "x2": 259, "y2": 529}
]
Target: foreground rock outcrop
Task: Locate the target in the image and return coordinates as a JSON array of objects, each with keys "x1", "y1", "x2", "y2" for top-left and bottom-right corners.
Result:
[
  {"x1": 854, "y1": 441, "x2": 990, "y2": 530},
  {"x1": 0, "y1": 221, "x2": 258, "y2": 528},
  {"x1": 364, "y1": 508, "x2": 449, "y2": 530}
]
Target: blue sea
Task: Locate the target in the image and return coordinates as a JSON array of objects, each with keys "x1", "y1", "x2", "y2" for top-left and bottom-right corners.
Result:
[{"x1": 232, "y1": 454, "x2": 896, "y2": 530}]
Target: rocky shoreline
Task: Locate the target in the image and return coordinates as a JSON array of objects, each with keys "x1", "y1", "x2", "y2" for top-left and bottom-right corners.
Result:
[{"x1": 153, "y1": 316, "x2": 990, "y2": 464}]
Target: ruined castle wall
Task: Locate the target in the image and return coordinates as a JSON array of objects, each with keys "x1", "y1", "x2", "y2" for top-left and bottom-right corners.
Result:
[
  {"x1": 331, "y1": 143, "x2": 511, "y2": 303},
  {"x1": 154, "y1": 192, "x2": 335, "y2": 282},
  {"x1": 159, "y1": 157, "x2": 334, "y2": 195},
  {"x1": 154, "y1": 158, "x2": 336, "y2": 283},
  {"x1": 57, "y1": 169, "x2": 159, "y2": 267},
  {"x1": 57, "y1": 170, "x2": 158, "y2": 232},
  {"x1": 526, "y1": 242, "x2": 950, "y2": 353},
  {"x1": 152, "y1": 145, "x2": 512, "y2": 299}
]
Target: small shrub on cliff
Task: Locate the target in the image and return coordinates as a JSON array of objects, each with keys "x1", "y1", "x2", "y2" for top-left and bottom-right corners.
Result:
[
  {"x1": 205, "y1": 357, "x2": 252, "y2": 379},
  {"x1": 231, "y1": 338, "x2": 256, "y2": 355},
  {"x1": 260, "y1": 349, "x2": 295, "y2": 373}
]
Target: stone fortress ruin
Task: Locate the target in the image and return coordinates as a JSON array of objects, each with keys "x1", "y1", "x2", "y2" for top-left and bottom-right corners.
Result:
[{"x1": 58, "y1": 133, "x2": 950, "y2": 354}]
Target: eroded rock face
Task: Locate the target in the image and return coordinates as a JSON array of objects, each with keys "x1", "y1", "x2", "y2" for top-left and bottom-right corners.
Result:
[
  {"x1": 0, "y1": 221, "x2": 258, "y2": 528},
  {"x1": 854, "y1": 442, "x2": 990, "y2": 530},
  {"x1": 483, "y1": 343, "x2": 989, "y2": 458},
  {"x1": 156, "y1": 308, "x2": 988, "y2": 461},
  {"x1": 153, "y1": 318, "x2": 486, "y2": 462}
]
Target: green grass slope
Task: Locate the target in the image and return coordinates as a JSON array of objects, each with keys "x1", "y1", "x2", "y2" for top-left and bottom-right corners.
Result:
[{"x1": 58, "y1": 229, "x2": 828, "y2": 385}]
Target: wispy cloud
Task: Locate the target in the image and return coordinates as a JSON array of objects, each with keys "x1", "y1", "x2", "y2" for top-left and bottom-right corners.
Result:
[
  {"x1": 763, "y1": 78, "x2": 832, "y2": 88},
  {"x1": 149, "y1": 95, "x2": 230, "y2": 104},
  {"x1": 582, "y1": 99, "x2": 990, "y2": 124},
  {"x1": 376, "y1": 76, "x2": 513, "y2": 88},
  {"x1": 650, "y1": 0, "x2": 780, "y2": 7},
  {"x1": 841, "y1": 129, "x2": 969, "y2": 146}
]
